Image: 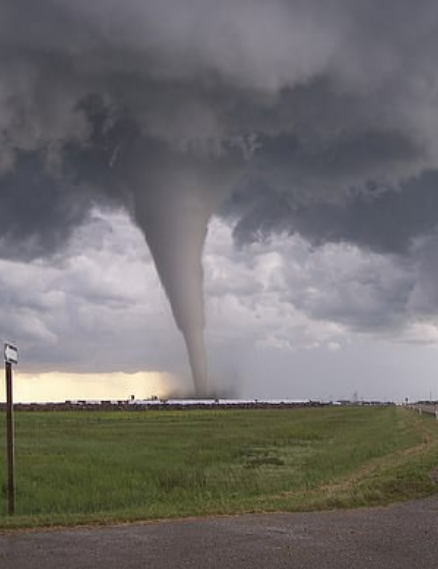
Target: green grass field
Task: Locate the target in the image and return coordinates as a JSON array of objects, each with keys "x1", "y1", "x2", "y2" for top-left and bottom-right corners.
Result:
[{"x1": 0, "y1": 406, "x2": 437, "y2": 529}]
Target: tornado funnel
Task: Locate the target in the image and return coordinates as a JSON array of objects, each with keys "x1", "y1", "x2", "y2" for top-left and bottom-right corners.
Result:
[
  {"x1": 132, "y1": 180, "x2": 212, "y2": 396},
  {"x1": 127, "y1": 144, "x2": 239, "y2": 397}
]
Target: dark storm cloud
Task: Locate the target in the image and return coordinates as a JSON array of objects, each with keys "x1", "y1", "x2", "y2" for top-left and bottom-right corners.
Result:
[
  {"x1": 1, "y1": 0, "x2": 438, "y2": 230},
  {"x1": 0, "y1": 151, "x2": 93, "y2": 259},
  {"x1": 2, "y1": 0, "x2": 438, "y2": 389},
  {"x1": 227, "y1": 170, "x2": 438, "y2": 255}
]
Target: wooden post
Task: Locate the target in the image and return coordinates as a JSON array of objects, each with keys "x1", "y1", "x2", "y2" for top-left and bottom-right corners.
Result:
[{"x1": 5, "y1": 361, "x2": 15, "y2": 515}]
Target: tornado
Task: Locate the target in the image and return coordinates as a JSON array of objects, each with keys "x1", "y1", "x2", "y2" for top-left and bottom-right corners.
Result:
[
  {"x1": 134, "y1": 190, "x2": 209, "y2": 396},
  {"x1": 129, "y1": 153, "x2": 235, "y2": 397}
]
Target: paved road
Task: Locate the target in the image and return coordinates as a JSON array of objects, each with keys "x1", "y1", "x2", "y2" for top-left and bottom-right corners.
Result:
[{"x1": 1, "y1": 496, "x2": 437, "y2": 568}]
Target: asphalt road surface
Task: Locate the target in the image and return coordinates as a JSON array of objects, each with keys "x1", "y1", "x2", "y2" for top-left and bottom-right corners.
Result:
[{"x1": 1, "y1": 496, "x2": 437, "y2": 569}]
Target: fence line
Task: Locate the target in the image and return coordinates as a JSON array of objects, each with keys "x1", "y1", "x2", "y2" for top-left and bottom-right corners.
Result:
[{"x1": 408, "y1": 404, "x2": 438, "y2": 419}]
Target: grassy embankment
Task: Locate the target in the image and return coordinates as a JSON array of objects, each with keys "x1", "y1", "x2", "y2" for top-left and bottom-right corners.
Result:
[{"x1": 0, "y1": 405, "x2": 437, "y2": 529}]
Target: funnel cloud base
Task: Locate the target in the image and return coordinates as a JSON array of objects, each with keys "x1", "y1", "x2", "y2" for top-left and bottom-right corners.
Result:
[{"x1": 184, "y1": 329, "x2": 209, "y2": 397}]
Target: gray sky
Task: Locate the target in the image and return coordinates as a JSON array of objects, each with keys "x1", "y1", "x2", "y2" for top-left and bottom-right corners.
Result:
[{"x1": 1, "y1": 0, "x2": 438, "y2": 401}]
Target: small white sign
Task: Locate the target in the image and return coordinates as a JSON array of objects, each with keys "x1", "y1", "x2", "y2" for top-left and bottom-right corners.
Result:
[{"x1": 4, "y1": 343, "x2": 18, "y2": 365}]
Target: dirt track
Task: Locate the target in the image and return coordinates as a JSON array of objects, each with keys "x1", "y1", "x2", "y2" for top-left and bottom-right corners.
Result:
[{"x1": 1, "y1": 495, "x2": 437, "y2": 568}]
